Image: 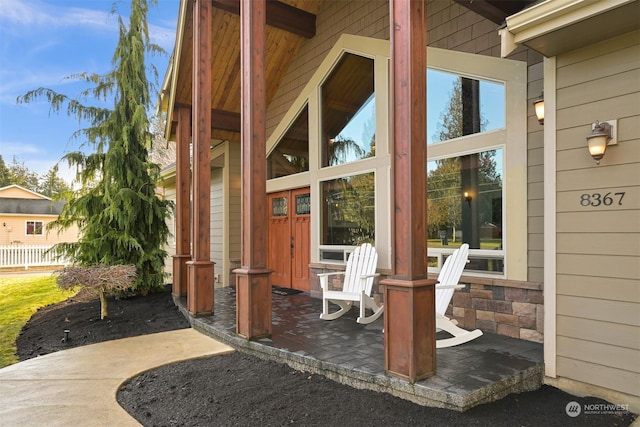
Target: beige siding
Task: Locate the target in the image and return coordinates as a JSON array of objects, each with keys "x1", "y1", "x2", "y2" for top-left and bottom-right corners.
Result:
[
  {"x1": 211, "y1": 166, "x2": 224, "y2": 283},
  {"x1": 227, "y1": 142, "x2": 242, "y2": 283},
  {"x1": 527, "y1": 61, "x2": 545, "y2": 282},
  {"x1": 555, "y1": 30, "x2": 640, "y2": 397},
  {"x1": 0, "y1": 215, "x2": 79, "y2": 246},
  {"x1": 161, "y1": 182, "x2": 177, "y2": 279}
]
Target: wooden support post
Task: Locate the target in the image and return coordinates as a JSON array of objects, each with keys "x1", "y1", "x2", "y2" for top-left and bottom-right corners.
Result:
[
  {"x1": 381, "y1": 0, "x2": 436, "y2": 382},
  {"x1": 187, "y1": 0, "x2": 215, "y2": 316},
  {"x1": 235, "y1": 0, "x2": 272, "y2": 339},
  {"x1": 172, "y1": 105, "x2": 191, "y2": 298}
]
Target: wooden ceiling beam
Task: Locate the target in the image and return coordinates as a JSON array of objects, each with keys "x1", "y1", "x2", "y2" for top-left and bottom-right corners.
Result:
[
  {"x1": 212, "y1": 0, "x2": 316, "y2": 38},
  {"x1": 174, "y1": 103, "x2": 241, "y2": 134}
]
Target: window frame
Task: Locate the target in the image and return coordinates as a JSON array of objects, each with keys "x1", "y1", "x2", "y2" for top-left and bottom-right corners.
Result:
[{"x1": 25, "y1": 220, "x2": 44, "y2": 236}]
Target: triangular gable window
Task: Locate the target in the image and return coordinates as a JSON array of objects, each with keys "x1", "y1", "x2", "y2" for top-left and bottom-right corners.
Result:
[
  {"x1": 321, "y1": 53, "x2": 375, "y2": 167},
  {"x1": 267, "y1": 105, "x2": 309, "y2": 179}
]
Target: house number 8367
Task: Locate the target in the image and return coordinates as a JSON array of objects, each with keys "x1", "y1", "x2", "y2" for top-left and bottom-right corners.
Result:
[{"x1": 580, "y1": 192, "x2": 625, "y2": 207}]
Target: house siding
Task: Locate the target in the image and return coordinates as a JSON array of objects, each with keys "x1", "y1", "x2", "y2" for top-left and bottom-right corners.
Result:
[
  {"x1": 0, "y1": 185, "x2": 79, "y2": 246},
  {"x1": 161, "y1": 182, "x2": 177, "y2": 279},
  {"x1": 554, "y1": 29, "x2": 640, "y2": 398},
  {"x1": 227, "y1": 142, "x2": 242, "y2": 284},
  {"x1": 211, "y1": 166, "x2": 224, "y2": 287}
]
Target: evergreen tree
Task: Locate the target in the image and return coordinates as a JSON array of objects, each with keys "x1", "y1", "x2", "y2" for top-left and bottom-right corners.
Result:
[
  {"x1": 38, "y1": 164, "x2": 70, "y2": 198},
  {"x1": 0, "y1": 155, "x2": 11, "y2": 188},
  {"x1": 7, "y1": 157, "x2": 39, "y2": 191},
  {"x1": 17, "y1": 0, "x2": 171, "y2": 293}
]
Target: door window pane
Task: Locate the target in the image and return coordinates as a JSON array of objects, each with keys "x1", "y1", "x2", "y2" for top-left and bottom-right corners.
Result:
[
  {"x1": 295, "y1": 193, "x2": 311, "y2": 215},
  {"x1": 271, "y1": 197, "x2": 287, "y2": 217},
  {"x1": 321, "y1": 53, "x2": 376, "y2": 167},
  {"x1": 321, "y1": 172, "x2": 375, "y2": 245}
]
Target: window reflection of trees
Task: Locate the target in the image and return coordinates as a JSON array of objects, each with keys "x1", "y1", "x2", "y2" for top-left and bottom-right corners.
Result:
[
  {"x1": 267, "y1": 106, "x2": 309, "y2": 179},
  {"x1": 321, "y1": 54, "x2": 375, "y2": 167},
  {"x1": 322, "y1": 173, "x2": 375, "y2": 246},
  {"x1": 427, "y1": 71, "x2": 504, "y2": 255}
]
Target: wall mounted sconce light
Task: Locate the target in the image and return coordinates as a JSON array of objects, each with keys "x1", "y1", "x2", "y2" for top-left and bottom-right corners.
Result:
[
  {"x1": 463, "y1": 191, "x2": 472, "y2": 206},
  {"x1": 533, "y1": 92, "x2": 544, "y2": 125},
  {"x1": 586, "y1": 120, "x2": 617, "y2": 165}
]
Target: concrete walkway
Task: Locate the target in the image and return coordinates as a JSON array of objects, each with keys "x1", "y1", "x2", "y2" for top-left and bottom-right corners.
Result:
[{"x1": 0, "y1": 329, "x2": 234, "y2": 427}]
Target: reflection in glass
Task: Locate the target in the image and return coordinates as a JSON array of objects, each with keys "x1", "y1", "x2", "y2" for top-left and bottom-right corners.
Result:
[
  {"x1": 427, "y1": 69, "x2": 505, "y2": 144},
  {"x1": 267, "y1": 106, "x2": 309, "y2": 179},
  {"x1": 427, "y1": 149, "x2": 503, "y2": 272},
  {"x1": 321, "y1": 172, "x2": 375, "y2": 245},
  {"x1": 321, "y1": 53, "x2": 376, "y2": 167},
  {"x1": 271, "y1": 197, "x2": 287, "y2": 217}
]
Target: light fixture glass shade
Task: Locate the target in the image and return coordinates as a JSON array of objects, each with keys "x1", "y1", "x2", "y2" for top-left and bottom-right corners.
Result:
[
  {"x1": 587, "y1": 135, "x2": 607, "y2": 160},
  {"x1": 534, "y1": 98, "x2": 544, "y2": 125},
  {"x1": 586, "y1": 121, "x2": 611, "y2": 164}
]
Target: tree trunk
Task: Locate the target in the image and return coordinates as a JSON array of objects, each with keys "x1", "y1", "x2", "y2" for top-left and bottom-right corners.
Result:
[{"x1": 99, "y1": 289, "x2": 108, "y2": 319}]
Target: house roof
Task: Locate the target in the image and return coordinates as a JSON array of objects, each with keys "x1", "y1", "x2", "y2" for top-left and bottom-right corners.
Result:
[
  {"x1": 0, "y1": 198, "x2": 66, "y2": 216},
  {"x1": 159, "y1": 0, "x2": 535, "y2": 144},
  {"x1": 0, "y1": 184, "x2": 51, "y2": 200}
]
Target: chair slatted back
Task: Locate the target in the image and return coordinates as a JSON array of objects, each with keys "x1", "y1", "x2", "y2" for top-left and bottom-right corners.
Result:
[
  {"x1": 343, "y1": 243, "x2": 378, "y2": 295},
  {"x1": 435, "y1": 243, "x2": 469, "y2": 316}
]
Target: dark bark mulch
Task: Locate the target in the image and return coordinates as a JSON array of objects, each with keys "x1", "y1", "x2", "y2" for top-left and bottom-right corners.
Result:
[{"x1": 16, "y1": 287, "x2": 637, "y2": 427}]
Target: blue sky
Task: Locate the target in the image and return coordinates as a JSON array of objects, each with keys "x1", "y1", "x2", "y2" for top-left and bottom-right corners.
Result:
[{"x1": 0, "y1": 0, "x2": 179, "y2": 184}]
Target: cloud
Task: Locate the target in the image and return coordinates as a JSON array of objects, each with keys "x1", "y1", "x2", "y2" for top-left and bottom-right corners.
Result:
[{"x1": 1, "y1": 0, "x2": 116, "y2": 33}]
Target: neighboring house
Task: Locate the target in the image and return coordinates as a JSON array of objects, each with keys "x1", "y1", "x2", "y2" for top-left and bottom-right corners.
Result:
[
  {"x1": 0, "y1": 184, "x2": 78, "y2": 246},
  {"x1": 158, "y1": 0, "x2": 639, "y2": 410}
]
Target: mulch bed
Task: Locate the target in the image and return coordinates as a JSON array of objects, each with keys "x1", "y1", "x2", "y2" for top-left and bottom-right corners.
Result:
[{"x1": 15, "y1": 286, "x2": 637, "y2": 427}]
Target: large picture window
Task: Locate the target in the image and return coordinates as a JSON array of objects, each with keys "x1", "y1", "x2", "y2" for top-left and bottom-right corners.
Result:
[
  {"x1": 427, "y1": 150, "x2": 504, "y2": 273},
  {"x1": 426, "y1": 67, "x2": 508, "y2": 274},
  {"x1": 320, "y1": 172, "x2": 375, "y2": 261}
]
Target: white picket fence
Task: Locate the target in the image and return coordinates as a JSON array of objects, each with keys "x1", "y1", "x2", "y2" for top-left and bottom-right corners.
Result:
[{"x1": 0, "y1": 244, "x2": 69, "y2": 270}]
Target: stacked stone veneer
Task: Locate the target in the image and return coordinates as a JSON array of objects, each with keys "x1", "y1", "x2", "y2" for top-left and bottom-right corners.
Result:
[
  {"x1": 444, "y1": 277, "x2": 544, "y2": 343},
  {"x1": 309, "y1": 264, "x2": 544, "y2": 344}
]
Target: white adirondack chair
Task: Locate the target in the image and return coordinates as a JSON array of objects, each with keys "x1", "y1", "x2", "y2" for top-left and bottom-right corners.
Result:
[
  {"x1": 318, "y1": 243, "x2": 383, "y2": 324},
  {"x1": 435, "y1": 243, "x2": 483, "y2": 348}
]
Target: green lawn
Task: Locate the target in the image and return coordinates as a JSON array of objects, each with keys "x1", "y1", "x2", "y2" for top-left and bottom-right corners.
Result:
[{"x1": 0, "y1": 275, "x2": 77, "y2": 368}]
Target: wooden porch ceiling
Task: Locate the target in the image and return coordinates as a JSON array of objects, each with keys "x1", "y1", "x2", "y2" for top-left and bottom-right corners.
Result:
[
  {"x1": 168, "y1": 0, "x2": 323, "y2": 143},
  {"x1": 166, "y1": 0, "x2": 533, "y2": 142}
]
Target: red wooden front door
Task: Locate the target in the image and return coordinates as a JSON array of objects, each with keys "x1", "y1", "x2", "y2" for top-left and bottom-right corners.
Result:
[{"x1": 268, "y1": 188, "x2": 310, "y2": 291}]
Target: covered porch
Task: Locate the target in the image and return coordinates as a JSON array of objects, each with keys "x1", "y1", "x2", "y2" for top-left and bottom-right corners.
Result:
[{"x1": 175, "y1": 289, "x2": 544, "y2": 412}]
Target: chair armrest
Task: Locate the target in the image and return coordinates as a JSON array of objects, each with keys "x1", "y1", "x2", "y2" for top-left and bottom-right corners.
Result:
[
  {"x1": 317, "y1": 272, "x2": 345, "y2": 278},
  {"x1": 360, "y1": 273, "x2": 380, "y2": 279},
  {"x1": 435, "y1": 284, "x2": 466, "y2": 290},
  {"x1": 317, "y1": 271, "x2": 345, "y2": 291}
]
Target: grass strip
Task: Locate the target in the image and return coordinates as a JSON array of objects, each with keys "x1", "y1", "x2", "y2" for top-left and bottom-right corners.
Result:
[{"x1": 0, "y1": 275, "x2": 76, "y2": 368}]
